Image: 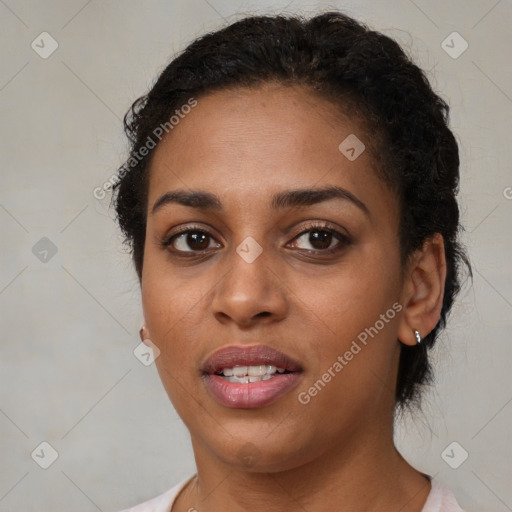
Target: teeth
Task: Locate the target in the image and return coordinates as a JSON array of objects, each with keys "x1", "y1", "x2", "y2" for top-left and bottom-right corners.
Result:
[
  {"x1": 248, "y1": 365, "x2": 267, "y2": 376},
  {"x1": 224, "y1": 376, "x2": 250, "y2": 383},
  {"x1": 219, "y1": 364, "x2": 287, "y2": 380},
  {"x1": 232, "y1": 366, "x2": 248, "y2": 377},
  {"x1": 224, "y1": 373, "x2": 275, "y2": 384}
]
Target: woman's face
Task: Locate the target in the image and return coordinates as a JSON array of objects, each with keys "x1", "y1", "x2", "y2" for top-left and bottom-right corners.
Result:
[{"x1": 141, "y1": 84, "x2": 406, "y2": 471}]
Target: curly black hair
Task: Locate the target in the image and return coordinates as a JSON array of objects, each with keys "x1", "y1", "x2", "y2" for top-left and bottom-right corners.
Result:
[{"x1": 111, "y1": 11, "x2": 470, "y2": 410}]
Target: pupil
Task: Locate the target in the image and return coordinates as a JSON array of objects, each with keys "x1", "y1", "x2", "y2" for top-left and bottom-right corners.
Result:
[
  {"x1": 188, "y1": 232, "x2": 209, "y2": 250},
  {"x1": 310, "y1": 230, "x2": 331, "y2": 250}
]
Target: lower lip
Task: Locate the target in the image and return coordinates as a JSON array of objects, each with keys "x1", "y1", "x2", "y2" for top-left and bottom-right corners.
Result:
[{"x1": 203, "y1": 373, "x2": 302, "y2": 408}]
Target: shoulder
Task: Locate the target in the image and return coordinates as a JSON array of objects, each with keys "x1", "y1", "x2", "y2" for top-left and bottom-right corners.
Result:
[
  {"x1": 117, "y1": 475, "x2": 196, "y2": 512},
  {"x1": 422, "y1": 478, "x2": 466, "y2": 512}
]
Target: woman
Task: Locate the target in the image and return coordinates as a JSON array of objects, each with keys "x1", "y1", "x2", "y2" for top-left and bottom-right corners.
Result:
[{"x1": 113, "y1": 10, "x2": 470, "y2": 512}]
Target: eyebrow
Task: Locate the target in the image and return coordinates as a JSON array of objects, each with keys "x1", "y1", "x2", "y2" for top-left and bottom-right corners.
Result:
[{"x1": 151, "y1": 185, "x2": 370, "y2": 217}]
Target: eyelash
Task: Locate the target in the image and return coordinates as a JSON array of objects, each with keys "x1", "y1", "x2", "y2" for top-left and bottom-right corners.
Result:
[{"x1": 161, "y1": 222, "x2": 352, "y2": 257}]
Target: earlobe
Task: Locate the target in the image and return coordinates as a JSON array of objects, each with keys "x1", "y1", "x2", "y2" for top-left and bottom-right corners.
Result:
[
  {"x1": 139, "y1": 322, "x2": 150, "y2": 345},
  {"x1": 397, "y1": 233, "x2": 447, "y2": 346}
]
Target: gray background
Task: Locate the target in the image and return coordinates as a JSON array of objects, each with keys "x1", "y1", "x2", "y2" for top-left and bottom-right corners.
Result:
[{"x1": 1, "y1": 0, "x2": 511, "y2": 511}]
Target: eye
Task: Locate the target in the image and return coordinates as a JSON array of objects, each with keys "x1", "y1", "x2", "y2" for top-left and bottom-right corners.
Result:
[
  {"x1": 162, "y1": 225, "x2": 221, "y2": 254},
  {"x1": 288, "y1": 223, "x2": 351, "y2": 254}
]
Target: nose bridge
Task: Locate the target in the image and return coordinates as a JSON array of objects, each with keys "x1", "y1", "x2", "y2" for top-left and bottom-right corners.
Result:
[
  {"x1": 223, "y1": 234, "x2": 272, "y2": 299},
  {"x1": 211, "y1": 233, "x2": 288, "y2": 324}
]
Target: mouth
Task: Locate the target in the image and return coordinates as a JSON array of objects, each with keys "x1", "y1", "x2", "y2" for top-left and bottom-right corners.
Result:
[
  {"x1": 202, "y1": 344, "x2": 302, "y2": 375},
  {"x1": 214, "y1": 364, "x2": 292, "y2": 383},
  {"x1": 201, "y1": 344, "x2": 303, "y2": 408}
]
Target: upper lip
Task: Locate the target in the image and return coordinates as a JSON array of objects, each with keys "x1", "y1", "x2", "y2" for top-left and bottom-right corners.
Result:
[{"x1": 202, "y1": 344, "x2": 303, "y2": 374}]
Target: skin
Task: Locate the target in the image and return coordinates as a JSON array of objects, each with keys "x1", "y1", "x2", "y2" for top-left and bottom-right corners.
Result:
[{"x1": 140, "y1": 83, "x2": 447, "y2": 512}]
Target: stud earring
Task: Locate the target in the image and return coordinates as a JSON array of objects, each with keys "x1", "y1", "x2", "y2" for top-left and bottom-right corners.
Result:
[{"x1": 414, "y1": 329, "x2": 421, "y2": 345}]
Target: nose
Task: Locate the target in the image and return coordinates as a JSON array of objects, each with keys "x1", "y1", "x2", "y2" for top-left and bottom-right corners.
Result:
[{"x1": 211, "y1": 243, "x2": 289, "y2": 328}]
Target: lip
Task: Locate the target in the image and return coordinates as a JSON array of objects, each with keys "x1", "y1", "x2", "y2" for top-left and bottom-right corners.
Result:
[
  {"x1": 201, "y1": 344, "x2": 303, "y2": 375},
  {"x1": 201, "y1": 345, "x2": 303, "y2": 409},
  {"x1": 204, "y1": 373, "x2": 302, "y2": 408}
]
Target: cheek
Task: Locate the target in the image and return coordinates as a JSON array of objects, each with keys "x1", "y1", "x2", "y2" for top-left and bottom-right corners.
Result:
[
  {"x1": 142, "y1": 271, "x2": 205, "y2": 415},
  {"x1": 141, "y1": 263, "x2": 205, "y2": 366},
  {"x1": 295, "y1": 245, "x2": 402, "y2": 399},
  {"x1": 295, "y1": 285, "x2": 401, "y2": 437},
  {"x1": 298, "y1": 280, "x2": 400, "y2": 391},
  {"x1": 298, "y1": 251, "x2": 400, "y2": 348}
]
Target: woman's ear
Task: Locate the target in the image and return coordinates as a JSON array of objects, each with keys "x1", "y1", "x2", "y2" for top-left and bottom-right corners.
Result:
[
  {"x1": 138, "y1": 320, "x2": 161, "y2": 361},
  {"x1": 139, "y1": 321, "x2": 150, "y2": 346},
  {"x1": 397, "y1": 233, "x2": 447, "y2": 346}
]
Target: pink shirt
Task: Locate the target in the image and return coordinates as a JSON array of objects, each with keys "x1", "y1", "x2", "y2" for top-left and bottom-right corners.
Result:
[{"x1": 119, "y1": 474, "x2": 465, "y2": 511}]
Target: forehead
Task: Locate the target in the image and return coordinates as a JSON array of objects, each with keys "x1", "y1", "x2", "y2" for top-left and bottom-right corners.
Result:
[{"x1": 147, "y1": 84, "x2": 394, "y2": 218}]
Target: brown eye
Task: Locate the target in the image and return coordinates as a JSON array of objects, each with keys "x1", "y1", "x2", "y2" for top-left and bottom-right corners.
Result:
[
  {"x1": 300, "y1": 230, "x2": 334, "y2": 250},
  {"x1": 290, "y1": 224, "x2": 351, "y2": 253},
  {"x1": 164, "y1": 228, "x2": 221, "y2": 253}
]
